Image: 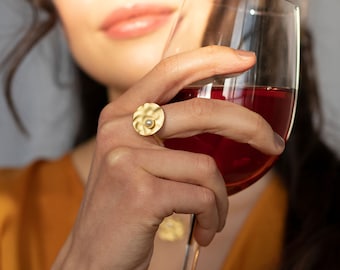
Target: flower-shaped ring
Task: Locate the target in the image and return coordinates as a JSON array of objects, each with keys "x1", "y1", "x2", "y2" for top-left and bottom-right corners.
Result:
[{"x1": 132, "y1": 103, "x2": 165, "y2": 136}]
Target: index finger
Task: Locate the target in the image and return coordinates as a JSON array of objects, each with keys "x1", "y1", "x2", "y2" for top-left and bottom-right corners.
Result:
[{"x1": 114, "y1": 46, "x2": 256, "y2": 113}]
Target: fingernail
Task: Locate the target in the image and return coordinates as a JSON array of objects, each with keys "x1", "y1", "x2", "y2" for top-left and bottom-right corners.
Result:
[
  {"x1": 236, "y1": 49, "x2": 255, "y2": 59},
  {"x1": 274, "y1": 132, "x2": 285, "y2": 150}
]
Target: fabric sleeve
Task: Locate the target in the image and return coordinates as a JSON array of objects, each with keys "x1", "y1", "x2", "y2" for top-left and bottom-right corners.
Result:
[{"x1": 0, "y1": 154, "x2": 83, "y2": 270}]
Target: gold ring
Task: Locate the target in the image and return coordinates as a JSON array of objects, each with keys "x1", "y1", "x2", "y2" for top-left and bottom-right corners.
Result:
[{"x1": 132, "y1": 103, "x2": 165, "y2": 136}]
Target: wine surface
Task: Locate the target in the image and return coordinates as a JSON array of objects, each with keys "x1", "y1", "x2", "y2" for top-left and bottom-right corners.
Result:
[{"x1": 165, "y1": 86, "x2": 296, "y2": 195}]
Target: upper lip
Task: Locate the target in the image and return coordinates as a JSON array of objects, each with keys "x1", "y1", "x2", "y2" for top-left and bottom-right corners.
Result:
[{"x1": 101, "y1": 3, "x2": 176, "y2": 31}]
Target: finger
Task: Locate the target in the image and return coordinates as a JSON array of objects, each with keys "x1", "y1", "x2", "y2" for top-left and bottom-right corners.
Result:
[
  {"x1": 158, "y1": 98, "x2": 285, "y2": 155},
  {"x1": 97, "y1": 147, "x2": 227, "y2": 245},
  {"x1": 112, "y1": 46, "x2": 256, "y2": 113},
  {"x1": 107, "y1": 98, "x2": 285, "y2": 155},
  {"x1": 154, "y1": 177, "x2": 222, "y2": 246},
  {"x1": 130, "y1": 147, "x2": 229, "y2": 231}
]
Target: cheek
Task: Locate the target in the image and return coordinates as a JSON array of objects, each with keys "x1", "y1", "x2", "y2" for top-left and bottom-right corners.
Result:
[
  {"x1": 53, "y1": 0, "x2": 94, "y2": 70},
  {"x1": 66, "y1": 30, "x2": 165, "y2": 93},
  {"x1": 54, "y1": 0, "x2": 170, "y2": 92},
  {"x1": 99, "y1": 41, "x2": 165, "y2": 90},
  {"x1": 68, "y1": 32, "x2": 168, "y2": 92}
]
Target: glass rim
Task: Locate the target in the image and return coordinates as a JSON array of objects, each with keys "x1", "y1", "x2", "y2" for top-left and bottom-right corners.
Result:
[{"x1": 208, "y1": 0, "x2": 300, "y2": 17}]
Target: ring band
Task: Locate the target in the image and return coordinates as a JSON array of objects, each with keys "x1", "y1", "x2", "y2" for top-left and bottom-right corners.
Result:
[{"x1": 132, "y1": 103, "x2": 165, "y2": 136}]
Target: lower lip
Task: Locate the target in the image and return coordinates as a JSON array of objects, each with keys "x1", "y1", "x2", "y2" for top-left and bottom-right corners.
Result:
[{"x1": 103, "y1": 11, "x2": 173, "y2": 40}]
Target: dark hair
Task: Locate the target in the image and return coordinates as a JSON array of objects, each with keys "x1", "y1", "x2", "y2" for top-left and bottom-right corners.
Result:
[
  {"x1": 276, "y1": 28, "x2": 340, "y2": 269},
  {"x1": 0, "y1": 1, "x2": 108, "y2": 142},
  {"x1": 2, "y1": 1, "x2": 340, "y2": 269},
  {"x1": 0, "y1": 1, "x2": 58, "y2": 135}
]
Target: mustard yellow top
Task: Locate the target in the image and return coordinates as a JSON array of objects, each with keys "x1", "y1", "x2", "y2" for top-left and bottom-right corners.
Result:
[{"x1": 0, "y1": 154, "x2": 287, "y2": 269}]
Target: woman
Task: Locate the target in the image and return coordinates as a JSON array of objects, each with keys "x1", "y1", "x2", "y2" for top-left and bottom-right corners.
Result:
[{"x1": 1, "y1": 0, "x2": 339, "y2": 269}]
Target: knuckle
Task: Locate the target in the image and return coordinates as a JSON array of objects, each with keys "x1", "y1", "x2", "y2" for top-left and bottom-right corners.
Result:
[
  {"x1": 199, "y1": 188, "x2": 216, "y2": 209},
  {"x1": 204, "y1": 46, "x2": 221, "y2": 73},
  {"x1": 132, "y1": 180, "x2": 161, "y2": 213},
  {"x1": 104, "y1": 148, "x2": 159, "y2": 203},
  {"x1": 248, "y1": 113, "x2": 267, "y2": 140},
  {"x1": 97, "y1": 118, "x2": 122, "y2": 144},
  {"x1": 188, "y1": 98, "x2": 213, "y2": 118},
  {"x1": 96, "y1": 120, "x2": 111, "y2": 140},
  {"x1": 105, "y1": 147, "x2": 135, "y2": 169},
  {"x1": 204, "y1": 45, "x2": 221, "y2": 56},
  {"x1": 97, "y1": 104, "x2": 112, "y2": 126},
  {"x1": 194, "y1": 154, "x2": 219, "y2": 177},
  {"x1": 152, "y1": 56, "x2": 182, "y2": 91},
  {"x1": 97, "y1": 104, "x2": 123, "y2": 138},
  {"x1": 160, "y1": 55, "x2": 178, "y2": 70},
  {"x1": 203, "y1": 45, "x2": 232, "y2": 74},
  {"x1": 158, "y1": 55, "x2": 181, "y2": 78}
]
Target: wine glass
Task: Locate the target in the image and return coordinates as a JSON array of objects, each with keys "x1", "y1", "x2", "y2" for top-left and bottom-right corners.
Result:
[{"x1": 162, "y1": 0, "x2": 300, "y2": 269}]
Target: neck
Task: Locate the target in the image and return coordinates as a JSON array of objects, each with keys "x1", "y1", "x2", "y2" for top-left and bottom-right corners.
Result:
[{"x1": 107, "y1": 86, "x2": 125, "y2": 102}]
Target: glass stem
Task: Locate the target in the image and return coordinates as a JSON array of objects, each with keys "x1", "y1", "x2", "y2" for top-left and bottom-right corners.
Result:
[{"x1": 182, "y1": 214, "x2": 200, "y2": 270}]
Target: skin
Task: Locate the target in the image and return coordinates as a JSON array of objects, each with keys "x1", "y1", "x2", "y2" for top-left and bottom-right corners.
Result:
[{"x1": 51, "y1": 0, "x2": 285, "y2": 269}]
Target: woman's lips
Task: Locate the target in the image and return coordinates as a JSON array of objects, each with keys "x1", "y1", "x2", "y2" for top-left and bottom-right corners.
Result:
[{"x1": 101, "y1": 4, "x2": 176, "y2": 39}]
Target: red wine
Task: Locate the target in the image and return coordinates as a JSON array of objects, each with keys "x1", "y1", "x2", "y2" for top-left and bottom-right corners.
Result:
[{"x1": 165, "y1": 86, "x2": 296, "y2": 195}]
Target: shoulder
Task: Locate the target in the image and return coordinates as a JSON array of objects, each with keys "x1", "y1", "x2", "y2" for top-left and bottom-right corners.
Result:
[
  {"x1": 0, "y1": 153, "x2": 83, "y2": 217},
  {"x1": 222, "y1": 173, "x2": 288, "y2": 270},
  {"x1": 0, "y1": 154, "x2": 84, "y2": 269},
  {"x1": 0, "y1": 153, "x2": 82, "y2": 193}
]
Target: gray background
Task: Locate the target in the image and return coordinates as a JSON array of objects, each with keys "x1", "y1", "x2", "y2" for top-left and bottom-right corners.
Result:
[
  {"x1": 0, "y1": 0, "x2": 81, "y2": 166},
  {"x1": 308, "y1": 0, "x2": 340, "y2": 156},
  {"x1": 0, "y1": 0, "x2": 339, "y2": 166}
]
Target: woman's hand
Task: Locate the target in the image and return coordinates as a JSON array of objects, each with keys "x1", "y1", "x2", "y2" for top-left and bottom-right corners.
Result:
[{"x1": 52, "y1": 46, "x2": 284, "y2": 270}]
